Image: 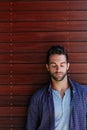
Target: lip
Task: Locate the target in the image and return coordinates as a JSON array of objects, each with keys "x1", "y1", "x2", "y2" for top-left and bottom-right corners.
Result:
[
  {"x1": 55, "y1": 72, "x2": 62, "y2": 75},
  {"x1": 55, "y1": 73, "x2": 62, "y2": 76}
]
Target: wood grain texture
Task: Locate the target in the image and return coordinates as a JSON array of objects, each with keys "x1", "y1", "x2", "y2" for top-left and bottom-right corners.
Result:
[{"x1": 0, "y1": 1, "x2": 87, "y2": 130}]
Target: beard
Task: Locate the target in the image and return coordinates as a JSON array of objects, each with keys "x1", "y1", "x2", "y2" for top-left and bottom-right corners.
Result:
[{"x1": 50, "y1": 70, "x2": 68, "y2": 82}]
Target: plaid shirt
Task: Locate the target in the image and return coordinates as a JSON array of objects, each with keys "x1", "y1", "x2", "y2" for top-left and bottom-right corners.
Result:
[{"x1": 26, "y1": 79, "x2": 87, "y2": 130}]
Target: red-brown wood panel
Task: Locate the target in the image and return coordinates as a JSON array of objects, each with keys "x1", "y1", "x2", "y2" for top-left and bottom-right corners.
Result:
[
  {"x1": 0, "y1": 117, "x2": 25, "y2": 127},
  {"x1": 6, "y1": 53, "x2": 87, "y2": 63},
  {"x1": 3, "y1": 1, "x2": 87, "y2": 11},
  {"x1": 6, "y1": 21, "x2": 87, "y2": 32},
  {"x1": 0, "y1": 64, "x2": 10, "y2": 74},
  {"x1": 11, "y1": 32, "x2": 87, "y2": 42},
  {"x1": 11, "y1": 1, "x2": 68, "y2": 11},
  {"x1": 0, "y1": 128, "x2": 24, "y2": 130},
  {"x1": 69, "y1": 21, "x2": 87, "y2": 31},
  {"x1": 0, "y1": 55, "x2": 11, "y2": 63},
  {"x1": 0, "y1": 34, "x2": 11, "y2": 42},
  {"x1": 70, "y1": 74, "x2": 87, "y2": 84},
  {"x1": 69, "y1": 11, "x2": 87, "y2": 20},
  {"x1": 0, "y1": 63, "x2": 85, "y2": 74},
  {"x1": 9, "y1": 42, "x2": 87, "y2": 53},
  {"x1": 0, "y1": 95, "x2": 29, "y2": 106},
  {"x1": 69, "y1": 1, "x2": 87, "y2": 10},
  {"x1": 0, "y1": 20, "x2": 87, "y2": 33},
  {"x1": 0, "y1": 1, "x2": 87, "y2": 130},
  {"x1": 0, "y1": 85, "x2": 40, "y2": 95},
  {"x1": 1, "y1": 74, "x2": 85, "y2": 85},
  {"x1": 10, "y1": 32, "x2": 68, "y2": 42},
  {"x1": 10, "y1": 11, "x2": 68, "y2": 21},
  {"x1": 0, "y1": 107, "x2": 26, "y2": 116},
  {"x1": 0, "y1": 32, "x2": 87, "y2": 43},
  {"x1": 69, "y1": 53, "x2": 87, "y2": 63},
  {"x1": 0, "y1": 12, "x2": 11, "y2": 21},
  {"x1": 0, "y1": 44, "x2": 11, "y2": 52},
  {"x1": 0, "y1": 75, "x2": 11, "y2": 84},
  {"x1": 0, "y1": 23, "x2": 10, "y2": 32},
  {"x1": 7, "y1": 42, "x2": 69, "y2": 53},
  {"x1": 0, "y1": 2, "x2": 10, "y2": 11},
  {"x1": 8, "y1": 22, "x2": 70, "y2": 32},
  {"x1": 9, "y1": 74, "x2": 50, "y2": 85},
  {"x1": 1, "y1": 11, "x2": 87, "y2": 21}
]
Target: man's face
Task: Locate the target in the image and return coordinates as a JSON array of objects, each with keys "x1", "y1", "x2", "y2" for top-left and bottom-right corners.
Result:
[{"x1": 46, "y1": 54, "x2": 70, "y2": 82}]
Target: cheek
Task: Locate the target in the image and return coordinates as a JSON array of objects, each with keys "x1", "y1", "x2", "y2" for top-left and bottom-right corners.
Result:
[
  {"x1": 49, "y1": 68, "x2": 55, "y2": 73},
  {"x1": 62, "y1": 66, "x2": 68, "y2": 72}
]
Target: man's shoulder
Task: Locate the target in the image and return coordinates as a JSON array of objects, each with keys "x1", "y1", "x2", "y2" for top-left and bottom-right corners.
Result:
[
  {"x1": 70, "y1": 79, "x2": 87, "y2": 91},
  {"x1": 31, "y1": 83, "x2": 50, "y2": 100}
]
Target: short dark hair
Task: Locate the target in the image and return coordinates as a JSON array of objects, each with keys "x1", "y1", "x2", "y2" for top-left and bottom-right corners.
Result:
[{"x1": 46, "y1": 45, "x2": 69, "y2": 64}]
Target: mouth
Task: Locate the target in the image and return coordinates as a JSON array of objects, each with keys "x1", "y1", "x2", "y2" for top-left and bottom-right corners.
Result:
[
  {"x1": 55, "y1": 72, "x2": 63, "y2": 76},
  {"x1": 55, "y1": 72, "x2": 62, "y2": 74}
]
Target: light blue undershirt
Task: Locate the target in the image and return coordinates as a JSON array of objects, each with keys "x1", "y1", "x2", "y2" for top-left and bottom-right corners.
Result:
[{"x1": 52, "y1": 87, "x2": 71, "y2": 130}]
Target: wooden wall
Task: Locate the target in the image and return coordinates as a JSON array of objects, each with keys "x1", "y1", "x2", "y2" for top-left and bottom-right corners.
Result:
[{"x1": 0, "y1": 0, "x2": 87, "y2": 130}]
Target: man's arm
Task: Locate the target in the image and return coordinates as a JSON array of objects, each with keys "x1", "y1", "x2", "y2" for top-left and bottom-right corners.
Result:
[
  {"x1": 85, "y1": 93, "x2": 87, "y2": 129},
  {"x1": 25, "y1": 95, "x2": 40, "y2": 130}
]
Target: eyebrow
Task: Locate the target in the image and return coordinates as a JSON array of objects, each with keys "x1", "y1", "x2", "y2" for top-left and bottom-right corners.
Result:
[
  {"x1": 49, "y1": 61, "x2": 67, "y2": 65},
  {"x1": 61, "y1": 62, "x2": 66, "y2": 64}
]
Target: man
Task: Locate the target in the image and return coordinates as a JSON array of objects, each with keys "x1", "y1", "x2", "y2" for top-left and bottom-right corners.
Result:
[{"x1": 26, "y1": 45, "x2": 87, "y2": 130}]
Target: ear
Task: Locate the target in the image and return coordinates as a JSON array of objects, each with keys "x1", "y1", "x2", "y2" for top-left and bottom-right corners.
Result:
[
  {"x1": 67, "y1": 63, "x2": 70, "y2": 70},
  {"x1": 46, "y1": 64, "x2": 50, "y2": 71}
]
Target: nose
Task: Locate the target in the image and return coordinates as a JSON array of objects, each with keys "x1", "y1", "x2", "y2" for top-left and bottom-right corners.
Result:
[{"x1": 55, "y1": 65, "x2": 60, "y2": 71}]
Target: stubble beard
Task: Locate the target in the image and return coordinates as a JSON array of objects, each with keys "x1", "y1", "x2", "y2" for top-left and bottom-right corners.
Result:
[{"x1": 50, "y1": 71, "x2": 68, "y2": 82}]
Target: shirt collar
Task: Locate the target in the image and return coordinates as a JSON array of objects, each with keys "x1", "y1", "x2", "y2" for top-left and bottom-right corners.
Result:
[{"x1": 48, "y1": 78, "x2": 76, "y2": 95}]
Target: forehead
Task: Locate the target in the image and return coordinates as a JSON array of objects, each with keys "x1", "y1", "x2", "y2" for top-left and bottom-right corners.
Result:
[{"x1": 49, "y1": 54, "x2": 67, "y2": 62}]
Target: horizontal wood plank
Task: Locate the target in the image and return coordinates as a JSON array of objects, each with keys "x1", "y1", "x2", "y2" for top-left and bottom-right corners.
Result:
[
  {"x1": 0, "y1": 85, "x2": 40, "y2": 95},
  {"x1": 0, "y1": 1, "x2": 87, "y2": 130},
  {"x1": 0, "y1": 55, "x2": 12, "y2": 64},
  {"x1": 70, "y1": 11, "x2": 87, "y2": 20},
  {"x1": 6, "y1": 74, "x2": 87, "y2": 85},
  {"x1": 0, "y1": 32, "x2": 86, "y2": 42},
  {"x1": 0, "y1": 42, "x2": 87, "y2": 53},
  {"x1": 0, "y1": 34, "x2": 10, "y2": 42},
  {"x1": 1, "y1": 32, "x2": 87, "y2": 42},
  {"x1": 0, "y1": 44, "x2": 10, "y2": 52},
  {"x1": 0, "y1": 107, "x2": 27, "y2": 116},
  {"x1": 0, "y1": 128, "x2": 24, "y2": 130},
  {"x1": 1, "y1": 63, "x2": 86, "y2": 74},
  {"x1": 9, "y1": 42, "x2": 87, "y2": 53},
  {"x1": 0, "y1": 83, "x2": 87, "y2": 96},
  {"x1": 9, "y1": 1, "x2": 87, "y2": 11},
  {"x1": 1, "y1": 53, "x2": 86, "y2": 63},
  {"x1": 0, "y1": 73, "x2": 86, "y2": 85},
  {"x1": 4, "y1": 21, "x2": 87, "y2": 32},
  {"x1": 7, "y1": 32, "x2": 68, "y2": 42},
  {"x1": 0, "y1": 32, "x2": 65, "y2": 42},
  {"x1": 0, "y1": 117, "x2": 25, "y2": 127},
  {"x1": 1, "y1": 21, "x2": 87, "y2": 32},
  {"x1": 0, "y1": 2, "x2": 10, "y2": 11},
  {"x1": 11, "y1": 1, "x2": 68, "y2": 11},
  {"x1": 0, "y1": 12, "x2": 10, "y2": 21},
  {"x1": 0, "y1": 75, "x2": 11, "y2": 84},
  {"x1": 9, "y1": 11, "x2": 67, "y2": 21},
  {"x1": 69, "y1": 1, "x2": 87, "y2": 10},
  {"x1": 0, "y1": 11, "x2": 87, "y2": 21},
  {"x1": 0, "y1": 95, "x2": 29, "y2": 106},
  {"x1": 0, "y1": 22, "x2": 10, "y2": 32},
  {"x1": 0, "y1": 64, "x2": 10, "y2": 74}
]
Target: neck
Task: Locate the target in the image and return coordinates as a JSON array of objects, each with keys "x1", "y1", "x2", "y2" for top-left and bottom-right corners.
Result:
[{"x1": 51, "y1": 77, "x2": 69, "y2": 98}]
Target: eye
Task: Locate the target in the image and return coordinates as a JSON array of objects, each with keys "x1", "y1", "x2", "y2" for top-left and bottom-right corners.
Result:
[
  {"x1": 61, "y1": 63, "x2": 65, "y2": 67},
  {"x1": 50, "y1": 64, "x2": 56, "y2": 68}
]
